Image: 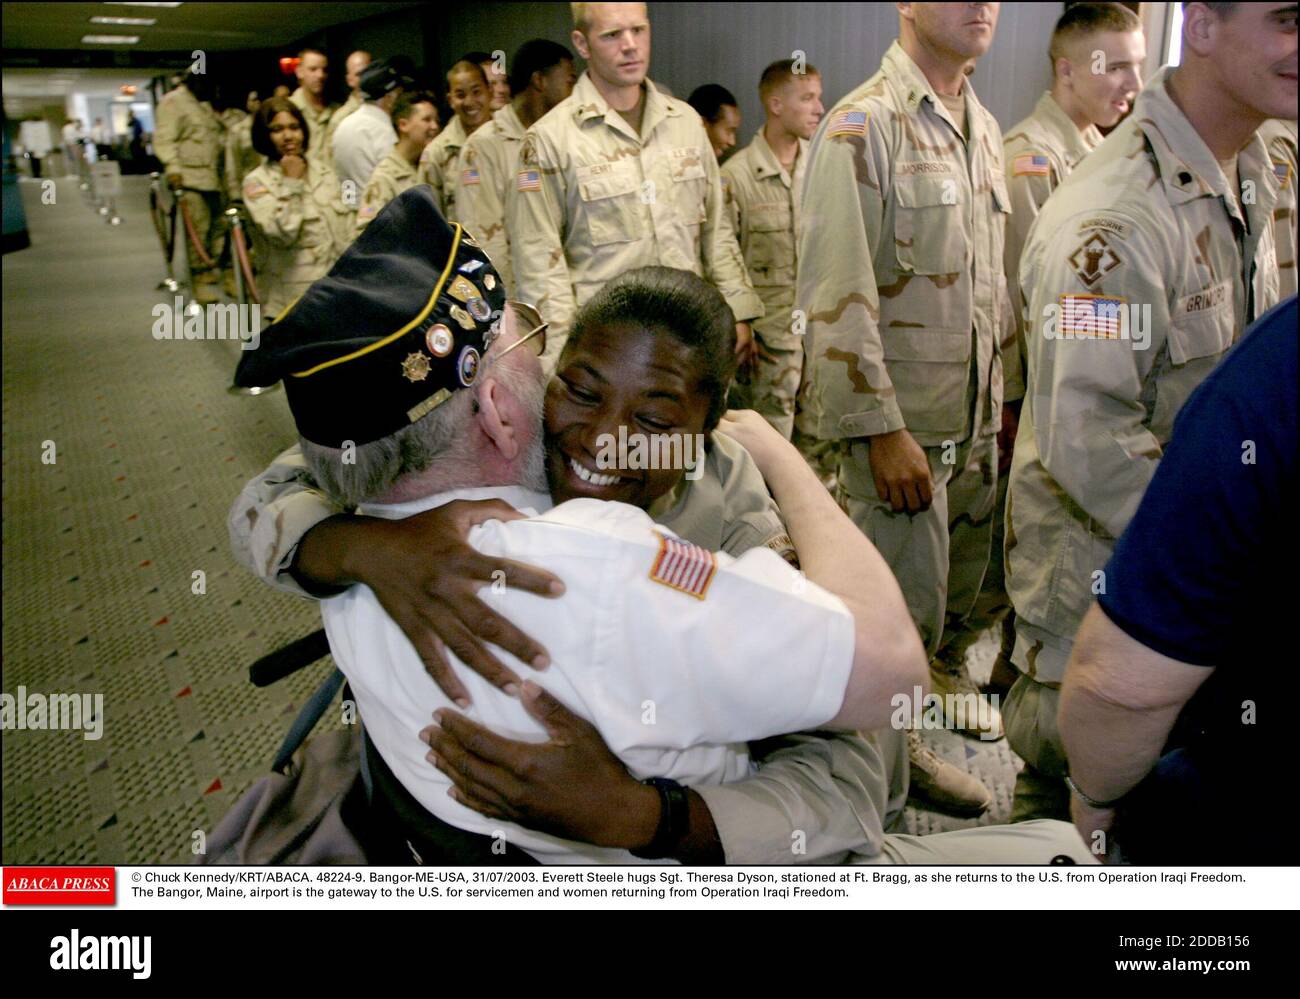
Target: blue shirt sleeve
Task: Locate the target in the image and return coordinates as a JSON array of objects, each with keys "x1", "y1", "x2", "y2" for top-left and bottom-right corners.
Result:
[{"x1": 1097, "y1": 298, "x2": 1297, "y2": 668}]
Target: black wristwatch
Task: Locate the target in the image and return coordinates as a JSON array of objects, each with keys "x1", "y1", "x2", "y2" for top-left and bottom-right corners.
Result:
[{"x1": 630, "y1": 777, "x2": 691, "y2": 860}]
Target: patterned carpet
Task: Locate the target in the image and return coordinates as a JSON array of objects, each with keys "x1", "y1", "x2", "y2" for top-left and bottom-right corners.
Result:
[{"x1": 1, "y1": 175, "x2": 1019, "y2": 864}]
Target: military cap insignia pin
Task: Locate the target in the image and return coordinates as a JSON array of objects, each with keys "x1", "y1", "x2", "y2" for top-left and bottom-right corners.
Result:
[
  {"x1": 467, "y1": 297, "x2": 492, "y2": 322},
  {"x1": 450, "y1": 304, "x2": 475, "y2": 330},
  {"x1": 401, "y1": 351, "x2": 432, "y2": 382},
  {"x1": 425, "y1": 324, "x2": 453, "y2": 358},
  {"x1": 448, "y1": 275, "x2": 478, "y2": 303},
  {"x1": 483, "y1": 273, "x2": 496, "y2": 291},
  {"x1": 459, "y1": 260, "x2": 484, "y2": 274},
  {"x1": 457, "y1": 346, "x2": 480, "y2": 386}
]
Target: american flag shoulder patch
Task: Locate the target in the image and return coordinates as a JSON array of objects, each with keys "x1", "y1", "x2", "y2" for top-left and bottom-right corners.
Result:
[
  {"x1": 826, "y1": 109, "x2": 869, "y2": 138},
  {"x1": 649, "y1": 533, "x2": 717, "y2": 600},
  {"x1": 461, "y1": 167, "x2": 480, "y2": 186},
  {"x1": 516, "y1": 169, "x2": 541, "y2": 192},
  {"x1": 1013, "y1": 153, "x2": 1050, "y2": 177},
  {"x1": 1272, "y1": 158, "x2": 1292, "y2": 188},
  {"x1": 243, "y1": 182, "x2": 269, "y2": 200},
  {"x1": 1059, "y1": 293, "x2": 1128, "y2": 340}
]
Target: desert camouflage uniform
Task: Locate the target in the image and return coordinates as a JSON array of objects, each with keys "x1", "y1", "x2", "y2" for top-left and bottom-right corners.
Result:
[
  {"x1": 154, "y1": 84, "x2": 226, "y2": 280},
  {"x1": 356, "y1": 147, "x2": 419, "y2": 232},
  {"x1": 456, "y1": 104, "x2": 528, "y2": 294},
  {"x1": 722, "y1": 129, "x2": 808, "y2": 439},
  {"x1": 1004, "y1": 67, "x2": 1281, "y2": 818},
  {"x1": 418, "y1": 114, "x2": 471, "y2": 223},
  {"x1": 242, "y1": 156, "x2": 354, "y2": 318},
  {"x1": 796, "y1": 40, "x2": 1010, "y2": 660},
  {"x1": 290, "y1": 87, "x2": 342, "y2": 160},
  {"x1": 1259, "y1": 118, "x2": 1297, "y2": 300},
  {"x1": 506, "y1": 72, "x2": 762, "y2": 363},
  {"x1": 939, "y1": 92, "x2": 1105, "y2": 677}
]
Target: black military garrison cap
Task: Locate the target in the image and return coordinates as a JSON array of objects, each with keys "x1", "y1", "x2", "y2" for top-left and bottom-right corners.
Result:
[{"x1": 234, "y1": 185, "x2": 506, "y2": 448}]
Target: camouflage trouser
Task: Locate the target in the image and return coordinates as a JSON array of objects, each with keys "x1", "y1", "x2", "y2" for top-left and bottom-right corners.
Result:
[
  {"x1": 934, "y1": 468, "x2": 1015, "y2": 668},
  {"x1": 792, "y1": 381, "x2": 840, "y2": 487},
  {"x1": 751, "y1": 335, "x2": 802, "y2": 440},
  {"x1": 1004, "y1": 619, "x2": 1072, "y2": 822},
  {"x1": 179, "y1": 188, "x2": 226, "y2": 280},
  {"x1": 837, "y1": 430, "x2": 998, "y2": 660}
]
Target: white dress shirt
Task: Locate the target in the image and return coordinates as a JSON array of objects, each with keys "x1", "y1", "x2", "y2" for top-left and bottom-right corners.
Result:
[
  {"x1": 330, "y1": 102, "x2": 396, "y2": 192},
  {"x1": 321, "y1": 487, "x2": 854, "y2": 864}
]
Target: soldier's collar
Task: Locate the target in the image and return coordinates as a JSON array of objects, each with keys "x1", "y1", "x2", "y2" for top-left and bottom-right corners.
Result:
[
  {"x1": 1036, "y1": 90, "x2": 1100, "y2": 165},
  {"x1": 884, "y1": 40, "x2": 988, "y2": 137},
  {"x1": 750, "y1": 128, "x2": 804, "y2": 184},
  {"x1": 572, "y1": 71, "x2": 676, "y2": 128},
  {"x1": 1136, "y1": 67, "x2": 1277, "y2": 221}
]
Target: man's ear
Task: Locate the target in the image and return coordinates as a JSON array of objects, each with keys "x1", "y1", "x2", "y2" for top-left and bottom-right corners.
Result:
[
  {"x1": 475, "y1": 375, "x2": 520, "y2": 461},
  {"x1": 571, "y1": 28, "x2": 590, "y2": 62}
]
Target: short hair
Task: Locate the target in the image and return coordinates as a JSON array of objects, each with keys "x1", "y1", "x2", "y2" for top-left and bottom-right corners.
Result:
[
  {"x1": 687, "y1": 84, "x2": 739, "y2": 125},
  {"x1": 759, "y1": 58, "x2": 821, "y2": 101},
  {"x1": 297, "y1": 47, "x2": 326, "y2": 62},
  {"x1": 1193, "y1": 2, "x2": 1238, "y2": 14},
  {"x1": 301, "y1": 307, "x2": 540, "y2": 506},
  {"x1": 1049, "y1": 3, "x2": 1144, "y2": 73},
  {"x1": 571, "y1": 2, "x2": 593, "y2": 32},
  {"x1": 251, "y1": 96, "x2": 309, "y2": 159},
  {"x1": 391, "y1": 91, "x2": 435, "y2": 131},
  {"x1": 566, "y1": 267, "x2": 737, "y2": 431},
  {"x1": 447, "y1": 58, "x2": 488, "y2": 88},
  {"x1": 509, "y1": 39, "x2": 574, "y2": 95}
]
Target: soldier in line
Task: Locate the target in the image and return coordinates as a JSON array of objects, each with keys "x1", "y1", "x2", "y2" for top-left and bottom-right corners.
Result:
[
  {"x1": 797, "y1": 2, "x2": 1011, "y2": 815},
  {"x1": 942, "y1": 3, "x2": 1145, "y2": 704},
  {"x1": 356, "y1": 92, "x2": 440, "y2": 232},
  {"x1": 1259, "y1": 117, "x2": 1298, "y2": 299},
  {"x1": 418, "y1": 57, "x2": 493, "y2": 221},
  {"x1": 241, "y1": 97, "x2": 354, "y2": 319},
  {"x1": 688, "y1": 83, "x2": 743, "y2": 163},
  {"x1": 332, "y1": 58, "x2": 407, "y2": 194},
  {"x1": 456, "y1": 39, "x2": 577, "y2": 294},
  {"x1": 154, "y1": 70, "x2": 227, "y2": 305},
  {"x1": 1004, "y1": 0, "x2": 1290, "y2": 822},
  {"x1": 721, "y1": 59, "x2": 823, "y2": 440},
  {"x1": 290, "y1": 48, "x2": 343, "y2": 157},
  {"x1": 507, "y1": 1, "x2": 762, "y2": 366},
  {"x1": 333, "y1": 50, "x2": 374, "y2": 134}
]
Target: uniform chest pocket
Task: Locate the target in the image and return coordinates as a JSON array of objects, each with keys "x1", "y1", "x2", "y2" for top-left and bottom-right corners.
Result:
[
  {"x1": 180, "y1": 134, "x2": 212, "y2": 167},
  {"x1": 669, "y1": 146, "x2": 708, "y2": 225},
  {"x1": 1168, "y1": 294, "x2": 1235, "y2": 365},
  {"x1": 746, "y1": 204, "x2": 793, "y2": 280},
  {"x1": 893, "y1": 174, "x2": 968, "y2": 276},
  {"x1": 577, "y1": 162, "x2": 642, "y2": 246}
]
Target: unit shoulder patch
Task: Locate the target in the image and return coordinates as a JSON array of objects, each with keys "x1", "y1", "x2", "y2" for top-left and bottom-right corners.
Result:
[{"x1": 1067, "y1": 231, "x2": 1124, "y2": 288}]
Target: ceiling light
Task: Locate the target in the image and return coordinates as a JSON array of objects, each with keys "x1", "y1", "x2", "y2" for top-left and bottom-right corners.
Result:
[
  {"x1": 104, "y1": 3, "x2": 183, "y2": 7},
  {"x1": 82, "y1": 35, "x2": 141, "y2": 44},
  {"x1": 90, "y1": 15, "x2": 156, "y2": 25}
]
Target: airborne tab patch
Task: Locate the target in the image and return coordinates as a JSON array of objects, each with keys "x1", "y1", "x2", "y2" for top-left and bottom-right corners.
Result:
[{"x1": 649, "y1": 533, "x2": 716, "y2": 600}]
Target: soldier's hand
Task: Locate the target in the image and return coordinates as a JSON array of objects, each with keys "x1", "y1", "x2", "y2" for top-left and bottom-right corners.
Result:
[
  {"x1": 296, "y1": 501, "x2": 564, "y2": 706},
  {"x1": 166, "y1": 172, "x2": 184, "y2": 191},
  {"x1": 421, "y1": 682, "x2": 659, "y2": 850},
  {"x1": 997, "y1": 400, "x2": 1022, "y2": 476},
  {"x1": 866, "y1": 428, "x2": 933, "y2": 513},
  {"x1": 734, "y1": 321, "x2": 759, "y2": 374},
  {"x1": 280, "y1": 154, "x2": 307, "y2": 180}
]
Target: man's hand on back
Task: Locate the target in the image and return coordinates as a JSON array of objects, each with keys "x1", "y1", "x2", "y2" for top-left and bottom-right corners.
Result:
[{"x1": 292, "y1": 500, "x2": 564, "y2": 706}]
